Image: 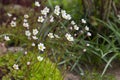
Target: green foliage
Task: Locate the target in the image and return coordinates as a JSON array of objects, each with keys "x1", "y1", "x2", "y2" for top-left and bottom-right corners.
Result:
[{"x1": 0, "y1": 52, "x2": 62, "y2": 80}]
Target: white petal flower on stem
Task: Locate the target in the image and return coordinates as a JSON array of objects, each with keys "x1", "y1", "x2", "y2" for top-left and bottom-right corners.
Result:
[
  {"x1": 48, "y1": 33, "x2": 54, "y2": 38},
  {"x1": 38, "y1": 43, "x2": 46, "y2": 51},
  {"x1": 37, "y1": 56, "x2": 43, "y2": 61},
  {"x1": 71, "y1": 21, "x2": 75, "y2": 25},
  {"x1": 54, "y1": 34, "x2": 60, "y2": 38},
  {"x1": 50, "y1": 15, "x2": 54, "y2": 22},
  {"x1": 54, "y1": 5, "x2": 60, "y2": 15},
  {"x1": 81, "y1": 19, "x2": 86, "y2": 24},
  {"x1": 85, "y1": 26, "x2": 89, "y2": 31},
  {"x1": 35, "y1": 1, "x2": 40, "y2": 7},
  {"x1": 23, "y1": 22, "x2": 29, "y2": 28},
  {"x1": 33, "y1": 29, "x2": 38, "y2": 35},
  {"x1": 38, "y1": 16, "x2": 44, "y2": 23},
  {"x1": 32, "y1": 42, "x2": 36, "y2": 46},
  {"x1": 24, "y1": 14, "x2": 29, "y2": 18},
  {"x1": 86, "y1": 43, "x2": 90, "y2": 46},
  {"x1": 13, "y1": 64, "x2": 19, "y2": 70},
  {"x1": 7, "y1": 13, "x2": 12, "y2": 17},
  {"x1": 65, "y1": 33, "x2": 74, "y2": 41},
  {"x1": 32, "y1": 36, "x2": 38, "y2": 40},
  {"x1": 27, "y1": 62, "x2": 31, "y2": 65},
  {"x1": 10, "y1": 21, "x2": 16, "y2": 27},
  {"x1": 73, "y1": 25, "x2": 79, "y2": 30},
  {"x1": 25, "y1": 30, "x2": 31, "y2": 37},
  {"x1": 41, "y1": 7, "x2": 50, "y2": 16},
  {"x1": 87, "y1": 32, "x2": 92, "y2": 36},
  {"x1": 4, "y1": 35, "x2": 10, "y2": 41}
]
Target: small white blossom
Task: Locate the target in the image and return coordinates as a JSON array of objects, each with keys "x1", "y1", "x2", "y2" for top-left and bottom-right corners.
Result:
[
  {"x1": 48, "y1": 33, "x2": 54, "y2": 38},
  {"x1": 10, "y1": 21, "x2": 16, "y2": 27},
  {"x1": 41, "y1": 7, "x2": 50, "y2": 16},
  {"x1": 87, "y1": 32, "x2": 92, "y2": 36},
  {"x1": 23, "y1": 22, "x2": 29, "y2": 28},
  {"x1": 81, "y1": 19, "x2": 86, "y2": 24},
  {"x1": 25, "y1": 30, "x2": 31, "y2": 37},
  {"x1": 65, "y1": 33, "x2": 74, "y2": 41},
  {"x1": 86, "y1": 43, "x2": 90, "y2": 46},
  {"x1": 33, "y1": 29, "x2": 39, "y2": 35},
  {"x1": 23, "y1": 19, "x2": 28, "y2": 23},
  {"x1": 73, "y1": 25, "x2": 79, "y2": 30},
  {"x1": 83, "y1": 49, "x2": 87, "y2": 52},
  {"x1": 27, "y1": 62, "x2": 31, "y2": 65},
  {"x1": 54, "y1": 5, "x2": 60, "y2": 15},
  {"x1": 61, "y1": 10, "x2": 71, "y2": 20},
  {"x1": 13, "y1": 17, "x2": 16, "y2": 20},
  {"x1": 13, "y1": 64, "x2": 19, "y2": 70},
  {"x1": 24, "y1": 51, "x2": 28, "y2": 55},
  {"x1": 38, "y1": 16, "x2": 44, "y2": 23},
  {"x1": 71, "y1": 21, "x2": 75, "y2": 25},
  {"x1": 54, "y1": 34, "x2": 60, "y2": 38},
  {"x1": 32, "y1": 36, "x2": 38, "y2": 40},
  {"x1": 24, "y1": 14, "x2": 29, "y2": 18},
  {"x1": 4, "y1": 35, "x2": 10, "y2": 41},
  {"x1": 38, "y1": 43, "x2": 46, "y2": 51},
  {"x1": 35, "y1": 1, "x2": 40, "y2": 7},
  {"x1": 50, "y1": 15, "x2": 54, "y2": 22},
  {"x1": 32, "y1": 42, "x2": 36, "y2": 46},
  {"x1": 7, "y1": 13, "x2": 12, "y2": 17},
  {"x1": 85, "y1": 26, "x2": 89, "y2": 31},
  {"x1": 37, "y1": 56, "x2": 43, "y2": 61}
]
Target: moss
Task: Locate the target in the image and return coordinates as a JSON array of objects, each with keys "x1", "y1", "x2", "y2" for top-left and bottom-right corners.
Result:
[{"x1": 0, "y1": 52, "x2": 63, "y2": 80}]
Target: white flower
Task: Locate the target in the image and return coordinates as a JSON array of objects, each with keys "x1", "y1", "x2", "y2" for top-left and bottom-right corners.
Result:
[
  {"x1": 48, "y1": 33, "x2": 54, "y2": 38},
  {"x1": 85, "y1": 26, "x2": 89, "y2": 31},
  {"x1": 7, "y1": 13, "x2": 12, "y2": 17},
  {"x1": 83, "y1": 49, "x2": 87, "y2": 52},
  {"x1": 86, "y1": 43, "x2": 90, "y2": 46},
  {"x1": 24, "y1": 51, "x2": 28, "y2": 55},
  {"x1": 33, "y1": 29, "x2": 38, "y2": 35},
  {"x1": 35, "y1": 1, "x2": 40, "y2": 7},
  {"x1": 23, "y1": 19, "x2": 28, "y2": 23},
  {"x1": 13, "y1": 17, "x2": 16, "y2": 20},
  {"x1": 73, "y1": 25, "x2": 79, "y2": 30},
  {"x1": 41, "y1": 7, "x2": 50, "y2": 16},
  {"x1": 71, "y1": 21, "x2": 75, "y2": 25},
  {"x1": 32, "y1": 42, "x2": 36, "y2": 46},
  {"x1": 13, "y1": 64, "x2": 19, "y2": 70},
  {"x1": 32, "y1": 36, "x2": 38, "y2": 40},
  {"x1": 10, "y1": 21, "x2": 16, "y2": 27},
  {"x1": 37, "y1": 56, "x2": 43, "y2": 61},
  {"x1": 61, "y1": 10, "x2": 71, "y2": 20},
  {"x1": 25, "y1": 30, "x2": 31, "y2": 37},
  {"x1": 38, "y1": 16, "x2": 44, "y2": 23},
  {"x1": 4, "y1": 35, "x2": 10, "y2": 41},
  {"x1": 87, "y1": 32, "x2": 92, "y2": 36},
  {"x1": 27, "y1": 62, "x2": 31, "y2": 65},
  {"x1": 65, "y1": 33, "x2": 74, "y2": 41},
  {"x1": 38, "y1": 43, "x2": 46, "y2": 51},
  {"x1": 54, "y1": 34, "x2": 60, "y2": 38},
  {"x1": 81, "y1": 19, "x2": 86, "y2": 24},
  {"x1": 54, "y1": 5, "x2": 60, "y2": 15},
  {"x1": 23, "y1": 22, "x2": 29, "y2": 28},
  {"x1": 50, "y1": 15, "x2": 54, "y2": 22},
  {"x1": 24, "y1": 14, "x2": 29, "y2": 18}
]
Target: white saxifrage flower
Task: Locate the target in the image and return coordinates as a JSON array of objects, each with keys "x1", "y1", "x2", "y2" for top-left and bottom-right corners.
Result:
[
  {"x1": 54, "y1": 34, "x2": 60, "y2": 38},
  {"x1": 73, "y1": 25, "x2": 79, "y2": 30},
  {"x1": 65, "y1": 33, "x2": 74, "y2": 41},
  {"x1": 48, "y1": 33, "x2": 54, "y2": 38},
  {"x1": 37, "y1": 56, "x2": 43, "y2": 61},
  {"x1": 41, "y1": 7, "x2": 50, "y2": 16},
  {"x1": 50, "y1": 15, "x2": 54, "y2": 22},
  {"x1": 71, "y1": 20, "x2": 75, "y2": 25},
  {"x1": 85, "y1": 26, "x2": 89, "y2": 31},
  {"x1": 54, "y1": 5, "x2": 60, "y2": 15},
  {"x1": 81, "y1": 19, "x2": 86, "y2": 24},
  {"x1": 61, "y1": 10, "x2": 71, "y2": 20},
  {"x1": 13, "y1": 64, "x2": 19, "y2": 70},
  {"x1": 24, "y1": 14, "x2": 29, "y2": 18},
  {"x1": 7, "y1": 13, "x2": 12, "y2": 17},
  {"x1": 33, "y1": 29, "x2": 38, "y2": 35},
  {"x1": 38, "y1": 43, "x2": 46, "y2": 51},
  {"x1": 35, "y1": 1, "x2": 40, "y2": 7},
  {"x1": 87, "y1": 32, "x2": 92, "y2": 36},
  {"x1": 25, "y1": 30, "x2": 31, "y2": 37},
  {"x1": 10, "y1": 21, "x2": 16, "y2": 27},
  {"x1": 38, "y1": 16, "x2": 44, "y2": 23},
  {"x1": 27, "y1": 62, "x2": 31, "y2": 65},
  {"x1": 32, "y1": 42, "x2": 36, "y2": 46},
  {"x1": 4, "y1": 35, "x2": 10, "y2": 41},
  {"x1": 23, "y1": 22, "x2": 29, "y2": 28},
  {"x1": 32, "y1": 36, "x2": 38, "y2": 40}
]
